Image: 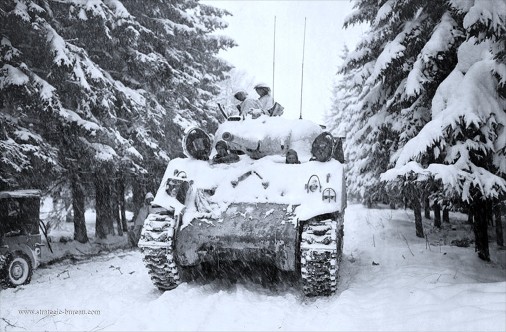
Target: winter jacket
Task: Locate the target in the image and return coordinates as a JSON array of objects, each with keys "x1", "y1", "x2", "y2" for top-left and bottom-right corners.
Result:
[
  {"x1": 258, "y1": 94, "x2": 275, "y2": 113},
  {"x1": 239, "y1": 98, "x2": 262, "y2": 115},
  {"x1": 212, "y1": 152, "x2": 240, "y2": 164},
  {"x1": 133, "y1": 204, "x2": 152, "y2": 227}
]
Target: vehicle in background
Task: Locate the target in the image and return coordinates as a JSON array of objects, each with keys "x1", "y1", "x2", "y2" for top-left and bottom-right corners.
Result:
[{"x1": 0, "y1": 190, "x2": 50, "y2": 288}]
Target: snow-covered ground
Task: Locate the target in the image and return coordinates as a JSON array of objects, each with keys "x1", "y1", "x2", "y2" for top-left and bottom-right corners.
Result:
[
  {"x1": 1, "y1": 204, "x2": 505, "y2": 331},
  {"x1": 37, "y1": 204, "x2": 133, "y2": 265}
]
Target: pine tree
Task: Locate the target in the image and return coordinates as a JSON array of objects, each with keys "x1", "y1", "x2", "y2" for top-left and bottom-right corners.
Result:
[
  {"x1": 337, "y1": 0, "x2": 453, "y2": 207},
  {"x1": 382, "y1": 0, "x2": 506, "y2": 260},
  {"x1": 336, "y1": 0, "x2": 505, "y2": 252},
  {"x1": 325, "y1": 45, "x2": 364, "y2": 201},
  {"x1": 1, "y1": 0, "x2": 235, "y2": 240}
]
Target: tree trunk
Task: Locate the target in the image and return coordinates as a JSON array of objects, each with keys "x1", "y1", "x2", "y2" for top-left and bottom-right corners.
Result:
[
  {"x1": 365, "y1": 196, "x2": 372, "y2": 209},
  {"x1": 117, "y1": 175, "x2": 128, "y2": 231},
  {"x1": 487, "y1": 207, "x2": 494, "y2": 226},
  {"x1": 52, "y1": 196, "x2": 59, "y2": 228},
  {"x1": 71, "y1": 174, "x2": 88, "y2": 243},
  {"x1": 424, "y1": 196, "x2": 431, "y2": 219},
  {"x1": 495, "y1": 203, "x2": 504, "y2": 247},
  {"x1": 433, "y1": 202, "x2": 441, "y2": 228},
  {"x1": 468, "y1": 210, "x2": 473, "y2": 224},
  {"x1": 412, "y1": 196, "x2": 424, "y2": 238},
  {"x1": 473, "y1": 200, "x2": 490, "y2": 261},
  {"x1": 65, "y1": 196, "x2": 73, "y2": 223},
  {"x1": 112, "y1": 178, "x2": 123, "y2": 236},
  {"x1": 94, "y1": 170, "x2": 115, "y2": 239},
  {"x1": 443, "y1": 206, "x2": 449, "y2": 223}
]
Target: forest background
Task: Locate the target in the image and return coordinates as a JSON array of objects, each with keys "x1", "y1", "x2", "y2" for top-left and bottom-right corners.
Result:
[{"x1": 1, "y1": 0, "x2": 504, "y2": 261}]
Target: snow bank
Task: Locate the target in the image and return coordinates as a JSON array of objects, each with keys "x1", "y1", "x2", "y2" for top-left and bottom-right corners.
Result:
[{"x1": 2, "y1": 204, "x2": 504, "y2": 331}]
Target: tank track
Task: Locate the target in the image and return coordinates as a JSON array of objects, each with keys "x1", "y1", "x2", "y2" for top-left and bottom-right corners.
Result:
[
  {"x1": 300, "y1": 214, "x2": 344, "y2": 296},
  {"x1": 138, "y1": 211, "x2": 181, "y2": 291}
]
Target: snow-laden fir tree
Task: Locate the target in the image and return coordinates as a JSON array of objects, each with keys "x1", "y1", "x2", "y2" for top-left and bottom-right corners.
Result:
[
  {"x1": 336, "y1": 0, "x2": 462, "y2": 214},
  {"x1": 382, "y1": 0, "x2": 506, "y2": 260},
  {"x1": 334, "y1": 0, "x2": 505, "y2": 258},
  {"x1": 325, "y1": 46, "x2": 364, "y2": 202},
  {"x1": 0, "y1": 0, "x2": 235, "y2": 241}
]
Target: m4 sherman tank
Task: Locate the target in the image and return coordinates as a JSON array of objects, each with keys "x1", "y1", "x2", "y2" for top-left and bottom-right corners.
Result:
[{"x1": 139, "y1": 115, "x2": 346, "y2": 296}]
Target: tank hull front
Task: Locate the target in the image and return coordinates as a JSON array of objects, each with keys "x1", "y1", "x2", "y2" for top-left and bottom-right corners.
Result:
[{"x1": 175, "y1": 203, "x2": 298, "y2": 271}]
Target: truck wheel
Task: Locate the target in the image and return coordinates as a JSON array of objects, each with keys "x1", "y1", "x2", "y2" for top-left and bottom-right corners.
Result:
[{"x1": 2, "y1": 253, "x2": 33, "y2": 287}]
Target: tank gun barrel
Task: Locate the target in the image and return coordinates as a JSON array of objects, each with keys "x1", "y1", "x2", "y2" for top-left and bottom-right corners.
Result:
[
  {"x1": 222, "y1": 132, "x2": 260, "y2": 151},
  {"x1": 221, "y1": 132, "x2": 233, "y2": 141}
]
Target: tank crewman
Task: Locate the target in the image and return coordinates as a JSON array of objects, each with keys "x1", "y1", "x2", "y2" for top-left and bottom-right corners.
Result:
[
  {"x1": 233, "y1": 90, "x2": 265, "y2": 119},
  {"x1": 254, "y1": 83, "x2": 284, "y2": 116},
  {"x1": 285, "y1": 149, "x2": 301, "y2": 164},
  {"x1": 212, "y1": 140, "x2": 240, "y2": 164},
  {"x1": 128, "y1": 192, "x2": 154, "y2": 247}
]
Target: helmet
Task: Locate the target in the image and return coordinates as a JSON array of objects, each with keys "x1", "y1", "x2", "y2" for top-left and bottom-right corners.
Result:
[
  {"x1": 145, "y1": 192, "x2": 154, "y2": 200},
  {"x1": 254, "y1": 82, "x2": 270, "y2": 89},
  {"x1": 215, "y1": 140, "x2": 228, "y2": 150},
  {"x1": 233, "y1": 90, "x2": 248, "y2": 100}
]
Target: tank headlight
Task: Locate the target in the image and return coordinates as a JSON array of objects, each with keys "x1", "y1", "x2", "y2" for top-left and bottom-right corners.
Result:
[
  {"x1": 305, "y1": 175, "x2": 322, "y2": 193},
  {"x1": 322, "y1": 188, "x2": 337, "y2": 202}
]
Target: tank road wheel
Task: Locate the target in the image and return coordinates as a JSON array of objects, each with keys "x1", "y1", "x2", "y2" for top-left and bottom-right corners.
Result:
[
  {"x1": 1, "y1": 253, "x2": 33, "y2": 288},
  {"x1": 138, "y1": 212, "x2": 181, "y2": 291},
  {"x1": 300, "y1": 215, "x2": 344, "y2": 296}
]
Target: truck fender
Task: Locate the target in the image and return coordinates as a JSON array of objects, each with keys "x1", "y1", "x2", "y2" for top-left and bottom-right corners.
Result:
[{"x1": 8, "y1": 244, "x2": 37, "y2": 268}]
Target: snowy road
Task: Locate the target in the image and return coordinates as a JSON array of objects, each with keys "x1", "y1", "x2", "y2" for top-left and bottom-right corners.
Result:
[{"x1": 1, "y1": 204, "x2": 505, "y2": 331}]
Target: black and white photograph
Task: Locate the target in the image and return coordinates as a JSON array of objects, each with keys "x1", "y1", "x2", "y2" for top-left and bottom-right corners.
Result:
[{"x1": 0, "y1": 0, "x2": 505, "y2": 331}]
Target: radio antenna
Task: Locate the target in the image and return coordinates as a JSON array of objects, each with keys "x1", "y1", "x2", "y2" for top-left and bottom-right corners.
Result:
[
  {"x1": 299, "y1": 18, "x2": 307, "y2": 120},
  {"x1": 272, "y1": 16, "x2": 276, "y2": 99}
]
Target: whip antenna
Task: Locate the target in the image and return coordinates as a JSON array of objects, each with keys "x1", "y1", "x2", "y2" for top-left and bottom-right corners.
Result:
[
  {"x1": 299, "y1": 17, "x2": 307, "y2": 120},
  {"x1": 272, "y1": 16, "x2": 276, "y2": 99}
]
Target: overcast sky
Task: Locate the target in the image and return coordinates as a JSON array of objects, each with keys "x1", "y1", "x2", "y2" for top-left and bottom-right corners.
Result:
[{"x1": 203, "y1": 0, "x2": 366, "y2": 123}]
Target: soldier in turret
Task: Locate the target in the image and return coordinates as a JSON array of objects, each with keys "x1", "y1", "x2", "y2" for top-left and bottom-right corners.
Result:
[
  {"x1": 233, "y1": 90, "x2": 265, "y2": 119},
  {"x1": 212, "y1": 140, "x2": 240, "y2": 164},
  {"x1": 285, "y1": 149, "x2": 301, "y2": 164},
  {"x1": 254, "y1": 83, "x2": 284, "y2": 116}
]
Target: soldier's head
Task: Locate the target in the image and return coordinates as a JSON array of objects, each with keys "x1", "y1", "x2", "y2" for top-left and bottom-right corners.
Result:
[
  {"x1": 286, "y1": 149, "x2": 300, "y2": 164},
  {"x1": 145, "y1": 192, "x2": 154, "y2": 204},
  {"x1": 233, "y1": 90, "x2": 247, "y2": 102},
  {"x1": 215, "y1": 140, "x2": 229, "y2": 157},
  {"x1": 254, "y1": 83, "x2": 270, "y2": 97}
]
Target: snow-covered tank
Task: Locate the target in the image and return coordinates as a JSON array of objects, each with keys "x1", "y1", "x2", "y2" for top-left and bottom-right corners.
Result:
[{"x1": 138, "y1": 115, "x2": 346, "y2": 296}]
